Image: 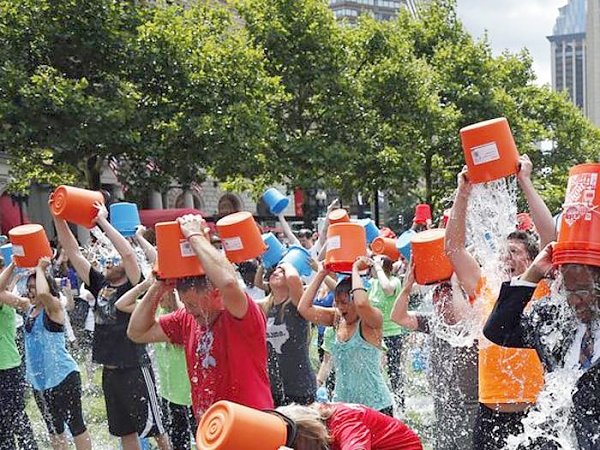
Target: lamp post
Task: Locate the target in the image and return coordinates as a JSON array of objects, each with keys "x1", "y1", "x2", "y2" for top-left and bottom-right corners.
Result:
[{"x1": 315, "y1": 189, "x2": 327, "y2": 218}]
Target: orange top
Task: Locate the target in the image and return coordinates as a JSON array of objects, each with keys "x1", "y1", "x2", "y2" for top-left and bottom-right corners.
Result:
[{"x1": 477, "y1": 277, "x2": 546, "y2": 404}]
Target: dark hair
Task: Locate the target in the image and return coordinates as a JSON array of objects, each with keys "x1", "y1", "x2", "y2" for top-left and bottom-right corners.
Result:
[
  {"x1": 298, "y1": 229, "x2": 313, "y2": 239},
  {"x1": 238, "y1": 260, "x2": 258, "y2": 286},
  {"x1": 27, "y1": 273, "x2": 60, "y2": 298},
  {"x1": 334, "y1": 276, "x2": 352, "y2": 297},
  {"x1": 379, "y1": 256, "x2": 393, "y2": 275},
  {"x1": 176, "y1": 276, "x2": 211, "y2": 293},
  {"x1": 507, "y1": 230, "x2": 539, "y2": 261}
]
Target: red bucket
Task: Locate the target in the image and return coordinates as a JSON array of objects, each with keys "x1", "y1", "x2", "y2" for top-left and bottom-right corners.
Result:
[{"x1": 553, "y1": 163, "x2": 600, "y2": 268}]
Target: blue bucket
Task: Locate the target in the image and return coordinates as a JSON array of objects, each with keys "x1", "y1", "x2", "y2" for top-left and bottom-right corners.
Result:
[
  {"x1": 280, "y1": 245, "x2": 313, "y2": 277},
  {"x1": 396, "y1": 229, "x2": 416, "y2": 261},
  {"x1": 1, "y1": 244, "x2": 13, "y2": 264},
  {"x1": 110, "y1": 202, "x2": 140, "y2": 237},
  {"x1": 358, "y1": 219, "x2": 379, "y2": 244},
  {"x1": 262, "y1": 233, "x2": 286, "y2": 268},
  {"x1": 262, "y1": 188, "x2": 289, "y2": 215}
]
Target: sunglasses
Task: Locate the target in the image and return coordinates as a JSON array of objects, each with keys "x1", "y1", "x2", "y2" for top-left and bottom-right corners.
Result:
[{"x1": 99, "y1": 256, "x2": 122, "y2": 266}]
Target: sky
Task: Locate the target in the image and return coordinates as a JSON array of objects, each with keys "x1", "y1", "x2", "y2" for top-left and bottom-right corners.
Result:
[{"x1": 456, "y1": 0, "x2": 568, "y2": 86}]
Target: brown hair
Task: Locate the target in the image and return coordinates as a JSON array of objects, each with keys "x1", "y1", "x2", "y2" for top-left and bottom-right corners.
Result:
[{"x1": 276, "y1": 404, "x2": 331, "y2": 450}]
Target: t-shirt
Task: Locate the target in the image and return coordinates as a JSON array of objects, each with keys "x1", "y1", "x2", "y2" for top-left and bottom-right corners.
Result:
[
  {"x1": 159, "y1": 295, "x2": 273, "y2": 419},
  {"x1": 155, "y1": 307, "x2": 192, "y2": 406},
  {"x1": 476, "y1": 277, "x2": 545, "y2": 404},
  {"x1": 86, "y1": 268, "x2": 149, "y2": 367},
  {"x1": 368, "y1": 277, "x2": 405, "y2": 337},
  {"x1": 0, "y1": 304, "x2": 20, "y2": 370},
  {"x1": 326, "y1": 403, "x2": 423, "y2": 450}
]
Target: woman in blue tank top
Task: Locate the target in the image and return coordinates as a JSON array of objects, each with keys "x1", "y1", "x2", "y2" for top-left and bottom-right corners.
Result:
[
  {"x1": 298, "y1": 257, "x2": 394, "y2": 415},
  {"x1": 17, "y1": 257, "x2": 92, "y2": 450}
]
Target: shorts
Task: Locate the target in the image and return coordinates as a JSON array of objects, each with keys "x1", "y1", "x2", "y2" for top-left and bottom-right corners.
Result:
[
  {"x1": 33, "y1": 370, "x2": 87, "y2": 437},
  {"x1": 102, "y1": 365, "x2": 165, "y2": 438}
]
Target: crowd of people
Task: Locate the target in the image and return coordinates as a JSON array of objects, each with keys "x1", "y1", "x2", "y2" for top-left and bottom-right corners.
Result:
[{"x1": 0, "y1": 153, "x2": 599, "y2": 450}]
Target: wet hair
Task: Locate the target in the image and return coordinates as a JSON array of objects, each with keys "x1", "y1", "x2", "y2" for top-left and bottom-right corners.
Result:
[
  {"x1": 276, "y1": 404, "x2": 330, "y2": 450},
  {"x1": 298, "y1": 229, "x2": 313, "y2": 240},
  {"x1": 27, "y1": 273, "x2": 61, "y2": 298},
  {"x1": 379, "y1": 256, "x2": 393, "y2": 275},
  {"x1": 238, "y1": 260, "x2": 258, "y2": 287},
  {"x1": 507, "y1": 230, "x2": 539, "y2": 261},
  {"x1": 175, "y1": 276, "x2": 211, "y2": 293},
  {"x1": 334, "y1": 276, "x2": 352, "y2": 297}
]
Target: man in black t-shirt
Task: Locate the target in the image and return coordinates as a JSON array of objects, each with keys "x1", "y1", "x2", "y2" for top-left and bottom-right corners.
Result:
[{"x1": 52, "y1": 202, "x2": 170, "y2": 450}]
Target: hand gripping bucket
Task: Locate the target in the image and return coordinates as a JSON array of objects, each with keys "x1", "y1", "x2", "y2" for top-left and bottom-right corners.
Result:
[
  {"x1": 280, "y1": 245, "x2": 313, "y2": 276},
  {"x1": 371, "y1": 237, "x2": 400, "y2": 261},
  {"x1": 397, "y1": 229, "x2": 416, "y2": 261},
  {"x1": 1, "y1": 244, "x2": 13, "y2": 264},
  {"x1": 325, "y1": 223, "x2": 367, "y2": 272},
  {"x1": 553, "y1": 163, "x2": 600, "y2": 268},
  {"x1": 216, "y1": 212, "x2": 267, "y2": 264},
  {"x1": 460, "y1": 118, "x2": 520, "y2": 184},
  {"x1": 155, "y1": 221, "x2": 204, "y2": 279},
  {"x1": 197, "y1": 401, "x2": 297, "y2": 450},
  {"x1": 262, "y1": 233, "x2": 285, "y2": 269},
  {"x1": 110, "y1": 202, "x2": 141, "y2": 237},
  {"x1": 413, "y1": 204, "x2": 432, "y2": 225},
  {"x1": 50, "y1": 185, "x2": 105, "y2": 229},
  {"x1": 8, "y1": 224, "x2": 53, "y2": 268},
  {"x1": 357, "y1": 219, "x2": 380, "y2": 244},
  {"x1": 411, "y1": 228, "x2": 453, "y2": 285},
  {"x1": 262, "y1": 188, "x2": 290, "y2": 215},
  {"x1": 328, "y1": 208, "x2": 350, "y2": 224}
]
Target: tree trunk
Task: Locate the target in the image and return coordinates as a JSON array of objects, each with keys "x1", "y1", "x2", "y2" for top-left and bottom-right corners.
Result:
[
  {"x1": 424, "y1": 152, "x2": 433, "y2": 206},
  {"x1": 84, "y1": 155, "x2": 103, "y2": 190}
]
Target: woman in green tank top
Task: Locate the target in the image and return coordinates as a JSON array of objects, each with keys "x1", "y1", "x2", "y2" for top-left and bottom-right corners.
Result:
[{"x1": 298, "y1": 257, "x2": 394, "y2": 415}]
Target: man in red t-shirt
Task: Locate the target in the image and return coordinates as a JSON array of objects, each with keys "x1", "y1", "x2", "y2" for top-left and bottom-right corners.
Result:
[{"x1": 128, "y1": 214, "x2": 273, "y2": 419}]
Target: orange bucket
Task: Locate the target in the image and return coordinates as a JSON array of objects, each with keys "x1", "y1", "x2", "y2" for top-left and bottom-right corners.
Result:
[
  {"x1": 460, "y1": 118, "x2": 520, "y2": 184},
  {"x1": 8, "y1": 224, "x2": 53, "y2": 268},
  {"x1": 325, "y1": 223, "x2": 367, "y2": 272},
  {"x1": 197, "y1": 401, "x2": 292, "y2": 450},
  {"x1": 553, "y1": 163, "x2": 600, "y2": 268},
  {"x1": 411, "y1": 228, "x2": 453, "y2": 285},
  {"x1": 216, "y1": 212, "x2": 267, "y2": 263},
  {"x1": 370, "y1": 237, "x2": 400, "y2": 261},
  {"x1": 50, "y1": 185, "x2": 105, "y2": 229},
  {"x1": 328, "y1": 208, "x2": 350, "y2": 224},
  {"x1": 155, "y1": 221, "x2": 204, "y2": 279}
]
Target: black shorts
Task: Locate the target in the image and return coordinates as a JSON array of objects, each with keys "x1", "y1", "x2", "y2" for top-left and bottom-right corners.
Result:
[
  {"x1": 33, "y1": 370, "x2": 87, "y2": 437},
  {"x1": 102, "y1": 365, "x2": 165, "y2": 438}
]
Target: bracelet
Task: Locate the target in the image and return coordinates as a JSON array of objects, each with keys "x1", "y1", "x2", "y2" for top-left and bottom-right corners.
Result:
[
  {"x1": 350, "y1": 287, "x2": 367, "y2": 295},
  {"x1": 186, "y1": 232, "x2": 204, "y2": 240}
]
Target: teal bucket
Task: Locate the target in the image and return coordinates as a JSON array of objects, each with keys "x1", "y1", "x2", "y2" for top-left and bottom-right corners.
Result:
[
  {"x1": 110, "y1": 202, "x2": 140, "y2": 237},
  {"x1": 1, "y1": 244, "x2": 13, "y2": 264},
  {"x1": 280, "y1": 245, "x2": 313, "y2": 277},
  {"x1": 396, "y1": 229, "x2": 416, "y2": 261},
  {"x1": 358, "y1": 219, "x2": 380, "y2": 244},
  {"x1": 262, "y1": 188, "x2": 289, "y2": 215},
  {"x1": 262, "y1": 233, "x2": 285, "y2": 268}
]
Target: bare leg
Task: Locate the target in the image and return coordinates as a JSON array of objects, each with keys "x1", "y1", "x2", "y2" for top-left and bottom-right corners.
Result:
[
  {"x1": 154, "y1": 433, "x2": 173, "y2": 450},
  {"x1": 73, "y1": 430, "x2": 93, "y2": 450},
  {"x1": 49, "y1": 432, "x2": 69, "y2": 450},
  {"x1": 121, "y1": 433, "x2": 142, "y2": 450}
]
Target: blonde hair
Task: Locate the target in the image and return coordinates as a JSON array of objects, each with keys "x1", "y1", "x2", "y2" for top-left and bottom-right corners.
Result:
[{"x1": 276, "y1": 404, "x2": 331, "y2": 450}]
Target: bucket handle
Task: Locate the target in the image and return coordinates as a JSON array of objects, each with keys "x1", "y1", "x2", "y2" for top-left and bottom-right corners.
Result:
[{"x1": 265, "y1": 410, "x2": 298, "y2": 447}]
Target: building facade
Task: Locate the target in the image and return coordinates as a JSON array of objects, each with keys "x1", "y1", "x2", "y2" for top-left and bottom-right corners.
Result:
[
  {"x1": 329, "y1": 0, "x2": 424, "y2": 23},
  {"x1": 548, "y1": 0, "x2": 587, "y2": 111},
  {"x1": 586, "y1": 0, "x2": 600, "y2": 126}
]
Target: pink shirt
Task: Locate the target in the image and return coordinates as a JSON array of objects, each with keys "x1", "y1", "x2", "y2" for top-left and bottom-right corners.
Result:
[
  {"x1": 327, "y1": 404, "x2": 423, "y2": 450},
  {"x1": 159, "y1": 296, "x2": 273, "y2": 418}
]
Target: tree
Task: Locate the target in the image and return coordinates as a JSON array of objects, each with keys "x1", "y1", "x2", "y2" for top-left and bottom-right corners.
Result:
[{"x1": 0, "y1": 0, "x2": 146, "y2": 192}]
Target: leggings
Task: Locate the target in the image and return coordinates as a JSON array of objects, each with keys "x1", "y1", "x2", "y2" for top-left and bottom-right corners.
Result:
[
  {"x1": 0, "y1": 366, "x2": 38, "y2": 450},
  {"x1": 161, "y1": 399, "x2": 196, "y2": 450}
]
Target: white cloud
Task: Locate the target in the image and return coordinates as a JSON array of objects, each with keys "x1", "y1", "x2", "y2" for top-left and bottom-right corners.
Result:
[{"x1": 456, "y1": 0, "x2": 568, "y2": 86}]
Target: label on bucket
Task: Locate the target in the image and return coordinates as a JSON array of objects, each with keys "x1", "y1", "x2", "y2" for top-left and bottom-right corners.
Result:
[
  {"x1": 327, "y1": 235, "x2": 341, "y2": 251},
  {"x1": 563, "y1": 172, "x2": 598, "y2": 226},
  {"x1": 471, "y1": 142, "x2": 500, "y2": 166},
  {"x1": 12, "y1": 245, "x2": 25, "y2": 257},
  {"x1": 179, "y1": 240, "x2": 195, "y2": 258},
  {"x1": 223, "y1": 237, "x2": 244, "y2": 251}
]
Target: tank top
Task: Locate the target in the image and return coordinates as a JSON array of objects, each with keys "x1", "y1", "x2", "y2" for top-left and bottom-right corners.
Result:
[
  {"x1": 330, "y1": 321, "x2": 393, "y2": 411},
  {"x1": 266, "y1": 301, "x2": 316, "y2": 401},
  {"x1": 25, "y1": 308, "x2": 79, "y2": 391}
]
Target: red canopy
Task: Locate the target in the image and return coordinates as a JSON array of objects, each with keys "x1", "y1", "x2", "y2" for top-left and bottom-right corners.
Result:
[
  {"x1": 0, "y1": 193, "x2": 30, "y2": 234},
  {"x1": 139, "y1": 208, "x2": 215, "y2": 231}
]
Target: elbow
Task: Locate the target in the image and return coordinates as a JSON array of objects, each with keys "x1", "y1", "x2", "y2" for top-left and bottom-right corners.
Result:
[{"x1": 126, "y1": 322, "x2": 144, "y2": 343}]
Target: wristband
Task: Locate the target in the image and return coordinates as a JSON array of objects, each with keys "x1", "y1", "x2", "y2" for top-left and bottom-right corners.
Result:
[
  {"x1": 350, "y1": 287, "x2": 367, "y2": 295},
  {"x1": 186, "y1": 232, "x2": 204, "y2": 240}
]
